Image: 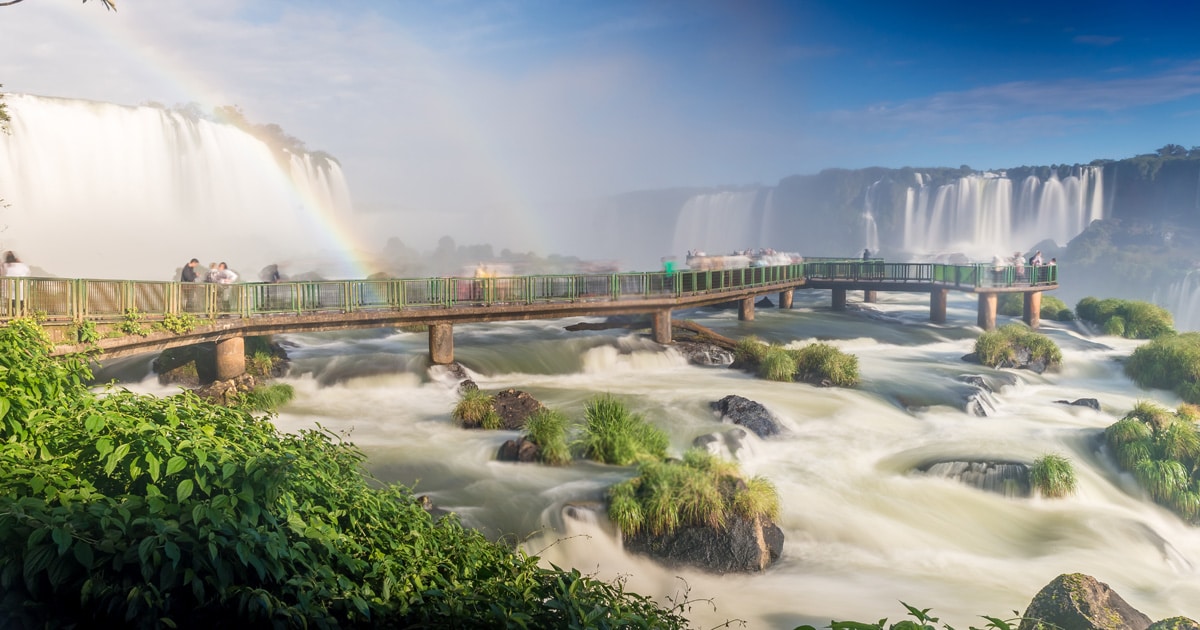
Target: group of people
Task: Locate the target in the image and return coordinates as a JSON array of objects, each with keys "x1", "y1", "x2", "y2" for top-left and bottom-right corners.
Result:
[
  {"x1": 992, "y1": 250, "x2": 1056, "y2": 283},
  {"x1": 180, "y1": 258, "x2": 238, "y2": 284}
]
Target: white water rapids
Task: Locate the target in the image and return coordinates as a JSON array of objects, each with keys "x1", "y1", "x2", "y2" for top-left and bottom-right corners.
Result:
[{"x1": 118, "y1": 290, "x2": 1200, "y2": 627}]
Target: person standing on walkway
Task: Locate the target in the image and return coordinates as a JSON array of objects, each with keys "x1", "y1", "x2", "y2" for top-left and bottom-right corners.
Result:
[{"x1": 181, "y1": 258, "x2": 200, "y2": 283}]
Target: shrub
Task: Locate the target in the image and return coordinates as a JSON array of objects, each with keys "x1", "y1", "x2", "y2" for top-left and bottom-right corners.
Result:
[
  {"x1": 1125, "y1": 333, "x2": 1200, "y2": 404},
  {"x1": 523, "y1": 408, "x2": 572, "y2": 466},
  {"x1": 758, "y1": 345, "x2": 797, "y2": 382},
  {"x1": 0, "y1": 319, "x2": 691, "y2": 628},
  {"x1": 791, "y1": 342, "x2": 860, "y2": 386},
  {"x1": 237, "y1": 383, "x2": 295, "y2": 412},
  {"x1": 1029, "y1": 454, "x2": 1077, "y2": 498},
  {"x1": 607, "y1": 448, "x2": 779, "y2": 537},
  {"x1": 1076, "y1": 296, "x2": 1174, "y2": 339},
  {"x1": 116, "y1": 307, "x2": 151, "y2": 336},
  {"x1": 575, "y1": 395, "x2": 668, "y2": 466},
  {"x1": 452, "y1": 388, "x2": 502, "y2": 429},
  {"x1": 973, "y1": 323, "x2": 1062, "y2": 368},
  {"x1": 1105, "y1": 402, "x2": 1200, "y2": 523}
]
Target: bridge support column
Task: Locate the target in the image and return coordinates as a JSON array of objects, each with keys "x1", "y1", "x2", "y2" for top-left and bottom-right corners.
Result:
[
  {"x1": 863, "y1": 290, "x2": 877, "y2": 303},
  {"x1": 738, "y1": 297, "x2": 755, "y2": 321},
  {"x1": 1023, "y1": 291, "x2": 1042, "y2": 329},
  {"x1": 832, "y1": 289, "x2": 847, "y2": 311},
  {"x1": 930, "y1": 289, "x2": 948, "y2": 323},
  {"x1": 214, "y1": 337, "x2": 245, "y2": 381},
  {"x1": 652, "y1": 309, "x2": 672, "y2": 344},
  {"x1": 429, "y1": 323, "x2": 454, "y2": 364},
  {"x1": 778, "y1": 290, "x2": 793, "y2": 309},
  {"x1": 977, "y1": 293, "x2": 998, "y2": 331}
]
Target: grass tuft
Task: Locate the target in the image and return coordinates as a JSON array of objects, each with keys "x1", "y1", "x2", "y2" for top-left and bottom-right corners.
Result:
[
  {"x1": 237, "y1": 383, "x2": 295, "y2": 413},
  {"x1": 523, "y1": 408, "x2": 572, "y2": 465},
  {"x1": 1029, "y1": 453, "x2": 1077, "y2": 499},
  {"x1": 453, "y1": 388, "x2": 501, "y2": 430},
  {"x1": 575, "y1": 395, "x2": 668, "y2": 466}
]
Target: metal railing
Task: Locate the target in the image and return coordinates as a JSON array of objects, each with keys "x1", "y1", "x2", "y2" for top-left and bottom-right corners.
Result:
[{"x1": 0, "y1": 260, "x2": 1056, "y2": 324}]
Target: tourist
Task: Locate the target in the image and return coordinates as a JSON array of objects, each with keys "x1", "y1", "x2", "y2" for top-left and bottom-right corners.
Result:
[
  {"x1": 3, "y1": 252, "x2": 30, "y2": 277},
  {"x1": 1013, "y1": 252, "x2": 1025, "y2": 283},
  {"x1": 862, "y1": 248, "x2": 870, "y2": 261},
  {"x1": 180, "y1": 258, "x2": 200, "y2": 283},
  {"x1": 204, "y1": 262, "x2": 219, "y2": 283},
  {"x1": 2, "y1": 252, "x2": 30, "y2": 313},
  {"x1": 1031, "y1": 250, "x2": 1043, "y2": 266},
  {"x1": 216, "y1": 262, "x2": 238, "y2": 284}
]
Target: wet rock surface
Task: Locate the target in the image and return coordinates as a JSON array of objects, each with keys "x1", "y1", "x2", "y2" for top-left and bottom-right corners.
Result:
[{"x1": 710, "y1": 395, "x2": 782, "y2": 438}]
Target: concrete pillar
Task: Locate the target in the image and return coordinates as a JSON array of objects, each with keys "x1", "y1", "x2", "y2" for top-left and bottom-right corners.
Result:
[
  {"x1": 977, "y1": 293, "x2": 998, "y2": 330},
  {"x1": 429, "y1": 323, "x2": 454, "y2": 364},
  {"x1": 1023, "y1": 291, "x2": 1042, "y2": 329},
  {"x1": 738, "y1": 296, "x2": 755, "y2": 321},
  {"x1": 778, "y1": 289, "x2": 793, "y2": 309},
  {"x1": 832, "y1": 288, "x2": 847, "y2": 311},
  {"x1": 652, "y1": 309, "x2": 672, "y2": 344},
  {"x1": 863, "y1": 290, "x2": 878, "y2": 303},
  {"x1": 930, "y1": 289, "x2": 948, "y2": 323},
  {"x1": 214, "y1": 337, "x2": 245, "y2": 381}
]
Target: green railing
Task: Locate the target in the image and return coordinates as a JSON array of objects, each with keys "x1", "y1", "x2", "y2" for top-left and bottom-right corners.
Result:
[{"x1": 0, "y1": 260, "x2": 1056, "y2": 324}]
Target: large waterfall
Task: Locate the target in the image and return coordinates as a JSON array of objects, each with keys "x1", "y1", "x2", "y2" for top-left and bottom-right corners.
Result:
[
  {"x1": 1157, "y1": 270, "x2": 1200, "y2": 332},
  {"x1": 670, "y1": 189, "x2": 774, "y2": 256},
  {"x1": 0, "y1": 94, "x2": 356, "y2": 280},
  {"x1": 901, "y1": 167, "x2": 1105, "y2": 257}
]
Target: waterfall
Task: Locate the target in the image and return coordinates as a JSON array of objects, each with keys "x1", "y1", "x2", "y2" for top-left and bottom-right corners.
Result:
[
  {"x1": 670, "y1": 189, "x2": 765, "y2": 256},
  {"x1": 900, "y1": 166, "x2": 1104, "y2": 257},
  {"x1": 1157, "y1": 270, "x2": 1200, "y2": 332},
  {"x1": 0, "y1": 94, "x2": 356, "y2": 280},
  {"x1": 861, "y1": 181, "x2": 880, "y2": 254}
]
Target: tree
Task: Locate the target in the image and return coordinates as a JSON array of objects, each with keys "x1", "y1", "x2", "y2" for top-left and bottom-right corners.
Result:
[
  {"x1": 1156, "y1": 144, "x2": 1188, "y2": 158},
  {"x1": 0, "y1": 0, "x2": 115, "y2": 7}
]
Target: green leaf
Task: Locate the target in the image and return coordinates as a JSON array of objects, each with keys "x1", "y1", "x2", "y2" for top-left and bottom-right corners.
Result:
[
  {"x1": 176, "y1": 479, "x2": 194, "y2": 503},
  {"x1": 165, "y1": 456, "x2": 187, "y2": 477},
  {"x1": 95, "y1": 437, "x2": 113, "y2": 458},
  {"x1": 72, "y1": 540, "x2": 94, "y2": 570},
  {"x1": 0, "y1": 396, "x2": 10, "y2": 420},
  {"x1": 52, "y1": 527, "x2": 72, "y2": 555},
  {"x1": 84, "y1": 414, "x2": 105, "y2": 433}
]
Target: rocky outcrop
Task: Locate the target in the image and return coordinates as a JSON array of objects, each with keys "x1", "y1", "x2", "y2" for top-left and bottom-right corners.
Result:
[
  {"x1": 1056, "y1": 398, "x2": 1102, "y2": 411},
  {"x1": 915, "y1": 460, "x2": 1031, "y2": 497},
  {"x1": 622, "y1": 514, "x2": 784, "y2": 574},
  {"x1": 194, "y1": 373, "x2": 259, "y2": 406},
  {"x1": 962, "y1": 346, "x2": 1052, "y2": 374},
  {"x1": 710, "y1": 395, "x2": 782, "y2": 438},
  {"x1": 674, "y1": 341, "x2": 735, "y2": 366},
  {"x1": 693, "y1": 427, "x2": 753, "y2": 460},
  {"x1": 1148, "y1": 618, "x2": 1200, "y2": 630},
  {"x1": 491, "y1": 388, "x2": 544, "y2": 430},
  {"x1": 1019, "y1": 573, "x2": 1152, "y2": 630},
  {"x1": 497, "y1": 436, "x2": 541, "y2": 463}
]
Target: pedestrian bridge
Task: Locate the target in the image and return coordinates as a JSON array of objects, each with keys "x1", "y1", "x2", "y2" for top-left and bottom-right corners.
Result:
[{"x1": 8, "y1": 259, "x2": 1058, "y2": 380}]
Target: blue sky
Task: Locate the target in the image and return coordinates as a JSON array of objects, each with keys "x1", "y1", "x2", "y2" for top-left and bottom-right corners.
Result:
[{"x1": 2, "y1": 0, "x2": 1199, "y2": 247}]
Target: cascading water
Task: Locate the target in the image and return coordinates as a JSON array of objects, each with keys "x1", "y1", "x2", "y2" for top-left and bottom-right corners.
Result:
[
  {"x1": 901, "y1": 166, "x2": 1104, "y2": 257},
  {"x1": 1156, "y1": 270, "x2": 1200, "y2": 332},
  {"x1": 862, "y1": 181, "x2": 880, "y2": 254},
  {"x1": 0, "y1": 94, "x2": 357, "y2": 279},
  {"x1": 114, "y1": 292, "x2": 1200, "y2": 626},
  {"x1": 670, "y1": 189, "x2": 768, "y2": 256}
]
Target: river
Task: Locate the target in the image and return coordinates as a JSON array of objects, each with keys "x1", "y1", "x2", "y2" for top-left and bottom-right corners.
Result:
[{"x1": 122, "y1": 289, "x2": 1200, "y2": 627}]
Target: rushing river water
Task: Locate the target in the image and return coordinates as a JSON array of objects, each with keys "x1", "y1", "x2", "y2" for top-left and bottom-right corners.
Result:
[{"x1": 121, "y1": 290, "x2": 1200, "y2": 627}]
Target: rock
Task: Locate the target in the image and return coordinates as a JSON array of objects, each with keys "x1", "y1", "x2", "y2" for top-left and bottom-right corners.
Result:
[
  {"x1": 1148, "y1": 618, "x2": 1200, "y2": 630},
  {"x1": 417, "y1": 495, "x2": 452, "y2": 521},
  {"x1": 693, "y1": 427, "x2": 753, "y2": 459},
  {"x1": 916, "y1": 460, "x2": 1031, "y2": 497},
  {"x1": 755, "y1": 296, "x2": 774, "y2": 308},
  {"x1": 1055, "y1": 398, "x2": 1101, "y2": 411},
  {"x1": 674, "y1": 341, "x2": 735, "y2": 366},
  {"x1": 497, "y1": 436, "x2": 541, "y2": 463},
  {"x1": 622, "y1": 514, "x2": 784, "y2": 574},
  {"x1": 1018, "y1": 573, "x2": 1152, "y2": 630},
  {"x1": 959, "y1": 374, "x2": 992, "y2": 392},
  {"x1": 710, "y1": 395, "x2": 782, "y2": 438},
  {"x1": 491, "y1": 389, "x2": 545, "y2": 430},
  {"x1": 457, "y1": 378, "x2": 479, "y2": 394},
  {"x1": 193, "y1": 373, "x2": 259, "y2": 406}
]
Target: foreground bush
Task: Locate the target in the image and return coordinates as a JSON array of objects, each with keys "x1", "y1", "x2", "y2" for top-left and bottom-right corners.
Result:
[
  {"x1": 997, "y1": 293, "x2": 1075, "y2": 321},
  {"x1": 575, "y1": 395, "x2": 669, "y2": 466},
  {"x1": 1125, "y1": 332, "x2": 1200, "y2": 404},
  {"x1": 1076, "y1": 296, "x2": 1175, "y2": 339},
  {"x1": 1105, "y1": 401, "x2": 1200, "y2": 523},
  {"x1": 607, "y1": 449, "x2": 779, "y2": 537},
  {"x1": 0, "y1": 320, "x2": 690, "y2": 628},
  {"x1": 973, "y1": 323, "x2": 1062, "y2": 369}
]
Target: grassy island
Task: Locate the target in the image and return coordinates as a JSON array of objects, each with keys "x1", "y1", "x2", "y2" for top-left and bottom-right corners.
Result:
[
  {"x1": 973, "y1": 323, "x2": 1062, "y2": 369},
  {"x1": 0, "y1": 320, "x2": 689, "y2": 628},
  {"x1": 735, "y1": 336, "x2": 860, "y2": 386},
  {"x1": 1125, "y1": 332, "x2": 1200, "y2": 404},
  {"x1": 1076, "y1": 296, "x2": 1175, "y2": 338},
  {"x1": 1105, "y1": 401, "x2": 1200, "y2": 523}
]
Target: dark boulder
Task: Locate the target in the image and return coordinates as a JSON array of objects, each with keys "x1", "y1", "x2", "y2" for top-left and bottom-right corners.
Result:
[
  {"x1": 674, "y1": 341, "x2": 735, "y2": 366},
  {"x1": 457, "y1": 378, "x2": 479, "y2": 394},
  {"x1": 710, "y1": 395, "x2": 782, "y2": 438},
  {"x1": 1055, "y1": 398, "x2": 1101, "y2": 411},
  {"x1": 755, "y1": 296, "x2": 774, "y2": 308},
  {"x1": 622, "y1": 515, "x2": 784, "y2": 574},
  {"x1": 497, "y1": 436, "x2": 541, "y2": 463},
  {"x1": 492, "y1": 388, "x2": 544, "y2": 430},
  {"x1": 1018, "y1": 573, "x2": 1152, "y2": 630}
]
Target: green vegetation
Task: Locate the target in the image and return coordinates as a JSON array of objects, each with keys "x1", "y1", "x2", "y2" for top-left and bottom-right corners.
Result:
[
  {"x1": 452, "y1": 388, "x2": 502, "y2": 430},
  {"x1": 236, "y1": 383, "x2": 295, "y2": 413},
  {"x1": 737, "y1": 337, "x2": 860, "y2": 387},
  {"x1": 155, "y1": 311, "x2": 198, "y2": 335},
  {"x1": 0, "y1": 318, "x2": 690, "y2": 628},
  {"x1": 1029, "y1": 454, "x2": 1077, "y2": 498},
  {"x1": 1125, "y1": 333, "x2": 1200, "y2": 404},
  {"x1": 1076, "y1": 296, "x2": 1175, "y2": 339},
  {"x1": 1105, "y1": 401, "x2": 1200, "y2": 523},
  {"x1": 523, "y1": 408, "x2": 572, "y2": 466},
  {"x1": 65, "y1": 319, "x2": 99, "y2": 345},
  {"x1": 575, "y1": 395, "x2": 668, "y2": 466},
  {"x1": 607, "y1": 449, "x2": 779, "y2": 537},
  {"x1": 795, "y1": 602, "x2": 1025, "y2": 630},
  {"x1": 973, "y1": 323, "x2": 1062, "y2": 368},
  {"x1": 116, "y1": 307, "x2": 151, "y2": 337},
  {"x1": 997, "y1": 293, "x2": 1075, "y2": 321}
]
